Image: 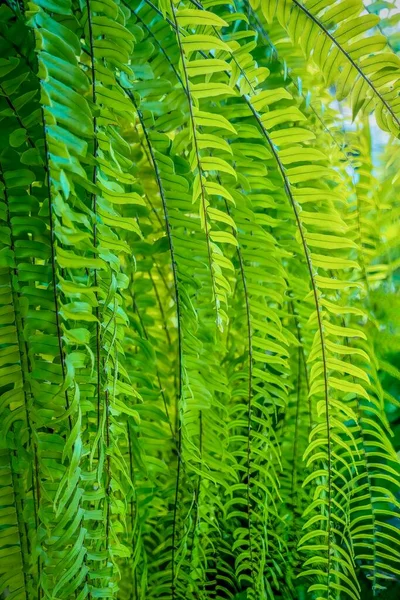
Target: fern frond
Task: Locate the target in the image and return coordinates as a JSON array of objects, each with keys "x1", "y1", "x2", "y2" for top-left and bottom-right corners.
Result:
[
  {"x1": 262, "y1": 0, "x2": 400, "y2": 135},
  {"x1": 0, "y1": 1, "x2": 399, "y2": 599}
]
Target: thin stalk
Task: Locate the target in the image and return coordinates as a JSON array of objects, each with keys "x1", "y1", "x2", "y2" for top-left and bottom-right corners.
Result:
[
  {"x1": 220, "y1": 187, "x2": 255, "y2": 581},
  {"x1": 84, "y1": 0, "x2": 103, "y2": 453},
  {"x1": 123, "y1": 88, "x2": 182, "y2": 415},
  {"x1": 41, "y1": 108, "x2": 72, "y2": 424},
  {"x1": 336, "y1": 308, "x2": 378, "y2": 594},
  {"x1": 0, "y1": 164, "x2": 36, "y2": 595},
  {"x1": 290, "y1": 0, "x2": 400, "y2": 129},
  {"x1": 122, "y1": 84, "x2": 184, "y2": 598},
  {"x1": 169, "y1": 0, "x2": 218, "y2": 317},
  {"x1": 171, "y1": 4, "x2": 333, "y2": 577},
  {"x1": 84, "y1": 1, "x2": 112, "y2": 581},
  {"x1": 247, "y1": 103, "x2": 333, "y2": 591},
  {"x1": 125, "y1": 1, "x2": 184, "y2": 89}
]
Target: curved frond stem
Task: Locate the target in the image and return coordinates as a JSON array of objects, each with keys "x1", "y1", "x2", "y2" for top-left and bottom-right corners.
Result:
[
  {"x1": 9, "y1": 451, "x2": 29, "y2": 593},
  {"x1": 245, "y1": 100, "x2": 333, "y2": 591},
  {"x1": 246, "y1": 4, "x2": 355, "y2": 160},
  {"x1": 84, "y1": 0, "x2": 103, "y2": 458},
  {"x1": 0, "y1": 163, "x2": 37, "y2": 587},
  {"x1": 84, "y1": 0, "x2": 113, "y2": 570},
  {"x1": 126, "y1": 1, "x2": 185, "y2": 90},
  {"x1": 2, "y1": 2, "x2": 399, "y2": 598},
  {"x1": 124, "y1": 86, "x2": 182, "y2": 445},
  {"x1": 187, "y1": 0, "x2": 256, "y2": 93},
  {"x1": 41, "y1": 109, "x2": 71, "y2": 424},
  {"x1": 220, "y1": 185, "x2": 255, "y2": 580},
  {"x1": 169, "y1": 4, "x2": 332, "y2": 583},
  {"x1": 43, "y1": 92, "x2": 87, "y2": 598},
  {"x1": 167, "y1": 0, "x2": 222, "y2": 584},
  {"x1": 123, "y1": 87, "x2": 182, "y2": 401},
  {"x1": 133, "y1": 141, "x2": 183, "y2": 304},
  {"x1": 290, "y1": 0, "x2": 400, "y2": 130},
  {"x1": 335, "y1": 309, "x2": 379, "y2": 593},
  {"x1": 122, "y1": 85, "x2": 184, "y2": 597},
  {"x1": 126, "y1": 418, "x2": 141, "y2": 600},
  {"x1": 158, "y1": 0, "x2": 377, "y2": 318},
  {"x1": 168, "y1": 0, "x2": 218, "y2": 318}
]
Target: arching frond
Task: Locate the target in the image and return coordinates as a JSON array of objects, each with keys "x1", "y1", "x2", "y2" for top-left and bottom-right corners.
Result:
[{"x1": 0, "y1": 1, "x2": 398, "y2": 599}]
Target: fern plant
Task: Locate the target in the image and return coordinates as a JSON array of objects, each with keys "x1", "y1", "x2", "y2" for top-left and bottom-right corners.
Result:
[{"x1": 0, "y1": 0, "x2": 399, "y2": 599}]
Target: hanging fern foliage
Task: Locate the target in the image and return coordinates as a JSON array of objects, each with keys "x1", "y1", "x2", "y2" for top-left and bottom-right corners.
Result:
[{"x1": 0, "y1": 0, "x2": 399, "y2": 599}]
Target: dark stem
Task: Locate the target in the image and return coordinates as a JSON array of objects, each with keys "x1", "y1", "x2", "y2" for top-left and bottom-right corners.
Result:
[
  {"x1": 41, "y1": 108, "x2": 72, "y2": 426},
  {"x1": 237, "y1": 91, "x2": 333, "y2": 590},
  {"x1": 122, "y1": 84, "x2": 184, "y2": 598},
  {"x1": 290, "y1": 0, "x2": 400, "y2": 129},
  {"x1": 84, "y1": 0, "x2": 103, "y2": 449}
]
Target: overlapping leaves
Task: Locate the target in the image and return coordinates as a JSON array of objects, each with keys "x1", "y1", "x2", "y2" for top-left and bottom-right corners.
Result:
[{"x1": 0, "y1": 1, "x2": 399, "y2": 599}]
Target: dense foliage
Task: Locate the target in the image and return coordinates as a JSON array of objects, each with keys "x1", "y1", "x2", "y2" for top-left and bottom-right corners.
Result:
[{"x1": 0, "y1": 0, "x2": 399, "y2": 598}]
